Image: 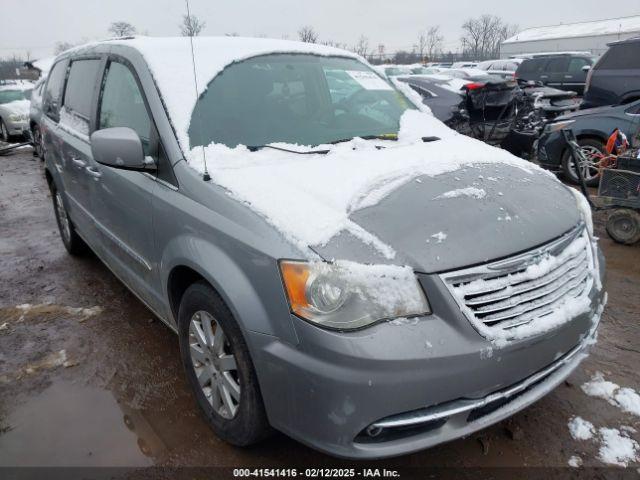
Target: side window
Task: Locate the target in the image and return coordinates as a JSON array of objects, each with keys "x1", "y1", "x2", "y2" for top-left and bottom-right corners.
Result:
[
  {"x1": 568, "y1": 58, "x2": 590, "y2": 73},
  {"x1": 545, "y1": 57, "x2": 569, "y2": 73},
  {"x1": 43, "y1": 61, "x2": 68, "y2": 121},
  {"x1": 60, "y1": 59, "x2": 101, "y2": 136},
  {"x1": 99, "y1": 61, "x2": 153, "y2": 155}
]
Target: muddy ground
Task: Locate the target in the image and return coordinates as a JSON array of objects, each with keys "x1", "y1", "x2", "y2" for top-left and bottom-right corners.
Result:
[{"x1": 1, "y1": 149, "x2": 639, "y2": 472}]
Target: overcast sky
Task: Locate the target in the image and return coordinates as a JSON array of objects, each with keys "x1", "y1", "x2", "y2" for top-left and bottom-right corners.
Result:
[{"x1": 2, "y1": 0, "x2": 639, "y2": 60}]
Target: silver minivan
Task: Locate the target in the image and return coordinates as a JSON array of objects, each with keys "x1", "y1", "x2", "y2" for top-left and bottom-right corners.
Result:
[{"x1": 42, "y1": 37, "x2": 606, "y2": 459}]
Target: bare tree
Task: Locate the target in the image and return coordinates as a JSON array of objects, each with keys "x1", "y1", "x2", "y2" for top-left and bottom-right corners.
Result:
[
  {"x1": 108, "y1": 21, "x2": 136, "y2": 37},
  {"x1": 297, "y1": 26, "x2": 318, "y2": 43},
  {"x1": 180, "y1": 14, "x2": 206, "y2": 37},
  {"x1": 54, "y1": 41, "x2": 76, "y2": 54},
  {"x1": 352, "y1": 35, "x2": 370, "y2": 58},
  {"x1": 461, "y1": 15, "x2": 517, "y2": 60},
  {"x1": 424, "y1": 26, "x2": 443, "y2": 61}
]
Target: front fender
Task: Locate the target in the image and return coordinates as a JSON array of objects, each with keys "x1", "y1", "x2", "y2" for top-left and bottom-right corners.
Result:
[{"x1": 160, "y1": 234, "x2": 299, "y2": 346}]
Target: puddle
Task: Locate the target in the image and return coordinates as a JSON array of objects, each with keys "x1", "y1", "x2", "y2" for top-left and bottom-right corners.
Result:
[{"x1": 0, "y1": 382, "x2": 159, "y2": 466}]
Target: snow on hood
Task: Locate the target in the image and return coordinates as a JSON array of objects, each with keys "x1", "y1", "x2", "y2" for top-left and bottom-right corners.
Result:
[
  {"x1": 188, "y1": 110, "x2": 544, "y2": 258},
  {"x1": 1, "y1": 99, "x2": 30, "y2": 115},
  {"x1": 105, "y1": 36, "x2": 364, "y2": 152}
]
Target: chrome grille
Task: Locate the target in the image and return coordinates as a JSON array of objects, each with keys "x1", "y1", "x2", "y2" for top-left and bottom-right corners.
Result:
[{"x1": 442, "y1": 224, "x2": 594, "y2": 334}]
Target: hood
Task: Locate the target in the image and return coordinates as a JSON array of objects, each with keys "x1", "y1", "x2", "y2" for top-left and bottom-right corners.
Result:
[
  {"x1": 0, "y1": 99, "x2": 30, "y2": 116},
  {"x1": 314, "y1": 163, "x2": 580, "y2": 273},
  {"x1": 189, "y1": 110, "x2": 579, "y2": 271},
  {"x1": 556, "y1": 103, "x2": 620, "y2": 121}
]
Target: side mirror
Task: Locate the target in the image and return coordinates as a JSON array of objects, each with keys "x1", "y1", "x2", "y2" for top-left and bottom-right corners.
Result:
[
  {"x1": 582, "y1": 65, "x2": 591, "y2": 72},
  {"x1": 90, "y1": 127, "x2": 155, "y2": 171}
]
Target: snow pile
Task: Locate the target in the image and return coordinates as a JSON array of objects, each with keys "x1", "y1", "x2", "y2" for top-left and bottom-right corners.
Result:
[
  {"x1": 568, "y1": 416, "x2": 595, "y2": 440},
  {"x1": 567, "y1": 455, "x2": 582, "y2": 468},
  {"x1": 2, "y1": 99, "x2": 29, "y2": 116},
  {"x1": 418, "y1": 74, "x2": 470, "y2": 93},
  {"x1": 598, "y1": 427, "x2": 639, "y2": 467},
  {"x1": 189, "y1": 110, "x2": 536, "y2": 257},
  {"x1": 435, "y1": 187, "x2": 487, "y2": 200},
  {"x1": 582, "y1": 372, "x2": 640, "y2": 417},
  {"x1": 430, "y1": 232, "x2": 447, "y2": 243}
]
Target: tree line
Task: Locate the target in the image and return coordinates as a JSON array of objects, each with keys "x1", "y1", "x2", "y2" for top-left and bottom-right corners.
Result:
[{"x1": 3, "y1": 13, "x2": 518, "y2": 65}]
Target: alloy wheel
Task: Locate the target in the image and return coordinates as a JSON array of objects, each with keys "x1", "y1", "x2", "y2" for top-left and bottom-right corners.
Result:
[
  {"x1": 568, "y1": 145, "x2": 601, "y2": 181},
  {"x1": 189, "y1": 310, "x2": 241, "y2": 419},
  {"x1": 0, "y1": 121, "x2": 8, "y2": 143}
]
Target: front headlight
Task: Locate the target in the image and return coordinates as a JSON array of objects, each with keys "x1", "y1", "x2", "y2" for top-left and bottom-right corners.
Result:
[
  {"x1": 279, "y1": 260, "x2": 431, "y2": 330},
  {"x1": 8, "y1": 113, "x2": 27, "y2": 122},
  {"x1": 569, "y1": 187, "x2": 594, "y2": 236},
  {"x1": 545, "y1": 120, "x2": 575, "y2": 133}
]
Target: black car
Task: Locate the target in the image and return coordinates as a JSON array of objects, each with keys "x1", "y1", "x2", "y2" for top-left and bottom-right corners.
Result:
[
  {"x1": 582, "y1": 37, "x2": 640, "y2": 109},
  {"x1": 536, "y1": 99, "x2": 640, "y2": 186},
  {"x1": 515, "y1": 54, "x2": 595, "y2": 95}
]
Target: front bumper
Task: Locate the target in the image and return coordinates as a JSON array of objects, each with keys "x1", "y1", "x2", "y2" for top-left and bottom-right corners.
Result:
[
  {"x1": 247, "y1": 249, "x2": 606, "y2": 459},
  {"x1": 5, "y1": 119, "x2": 28, "y2": 137}
]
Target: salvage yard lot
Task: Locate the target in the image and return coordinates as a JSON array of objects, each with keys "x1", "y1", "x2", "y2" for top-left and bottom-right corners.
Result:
[{"x1": 0, "y1": 149, "x2": 639, "y2": 469}]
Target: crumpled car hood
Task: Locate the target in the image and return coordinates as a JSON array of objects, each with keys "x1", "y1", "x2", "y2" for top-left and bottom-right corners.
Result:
[{"x1": 314, "y1": 163, "x2": 580, "y2": 273}]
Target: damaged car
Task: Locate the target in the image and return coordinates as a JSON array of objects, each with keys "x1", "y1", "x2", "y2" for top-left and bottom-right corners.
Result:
[
  {"x1": 0, "y1": 84, "x2": 32, "y2": 142},
  {"x1": 42, "y1": 37, "x2": 606, "y2": 459}
]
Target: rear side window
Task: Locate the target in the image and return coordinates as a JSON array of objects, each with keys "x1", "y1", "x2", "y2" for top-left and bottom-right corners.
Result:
[
  {"x1": 597, "y1": 43, "x2": 640, "y2": 70},
  {"x1": 545, "y1": 57, "x2": 569, "y2": 72},
  {"x1": 43, "y1": 61, "x2": 68, "y2": 120},
  {"x1": 98, "y1": 61, "x2": 153, "y2": 154},
  {"x1": 518, "y1": 59, "x2": 544, "y2": 74},
  {"x1": 60, "y1": 59, "x2": 102, "y2": 136},
  {"x1": 63, "y1": 60, "x2": 101, "y2": 119}
]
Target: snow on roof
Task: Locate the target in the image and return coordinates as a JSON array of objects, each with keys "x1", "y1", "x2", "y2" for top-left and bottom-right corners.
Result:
[
  {"x1": 102, "y1": 36, "x2": 362, "y2": 153},
  {"x1": 32, "y1": 57, "x2": 55, "y2": 74},
  {"x1": 503, "y1": 15, "x2": 640, "y2": 44}
]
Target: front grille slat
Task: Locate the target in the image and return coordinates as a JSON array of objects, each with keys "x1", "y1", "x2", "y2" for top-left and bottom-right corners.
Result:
[
  {"x1": 441, "y1": 226, "x2": 593, "y2": 336},
  {"x1": 465, "y1": 249, "x2": 588, "y2": 305}
]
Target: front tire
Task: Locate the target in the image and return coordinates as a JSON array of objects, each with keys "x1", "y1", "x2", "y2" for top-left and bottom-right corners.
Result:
[
  {"x1": 178, "y1": 281, "x2": 271, "y2": 446},
  {"x1": 606, "y1": 209, "x2": 640, "y2": 245},
  {"x1": 51, "y1": 183, "x2": 87, "y2": 255},
  {"x1": 562, "y1": 138, "x2": 604, "y2": 187},
  {"x1": 0, "y1": 119, "x2": 9, "y2": 143},
  {"x1": 32, "y1": 125, "x2": 43, "y2": 159}
]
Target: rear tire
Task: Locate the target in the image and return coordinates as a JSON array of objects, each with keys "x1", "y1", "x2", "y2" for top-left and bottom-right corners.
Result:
[
  {"x1": 606, "y1": 209, "x2": 640, "y2": 245},
  {"x1": 562, "y1": 138, "x2": 604, "y2": 187},
  {"x1": 51, "y1": 183, "x2": 87, "y2": 255},
  {"x1": 178, "y1": 281, "x2": 271, "y2": 446}
]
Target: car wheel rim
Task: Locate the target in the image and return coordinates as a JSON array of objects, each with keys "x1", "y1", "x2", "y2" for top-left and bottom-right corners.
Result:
[
  {"x1": 569, "y1": 146, "x2": 601, "y2": 181},
  {"x1": 1, "y1": 123, "x2": 7, "y2": 142},
  {"x1": 55, "y1": 192, "x2": 72, "y2": 244},
  {"x1": 189, "y1": 310, "x2": 240, "y2": 419}
]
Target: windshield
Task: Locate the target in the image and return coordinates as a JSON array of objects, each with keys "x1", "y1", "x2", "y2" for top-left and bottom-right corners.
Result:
[
  {"x1": 189, "y1": 55, "x2": 413, "y2": 149},
  {"x1": 0, "y1": 89, "x2": 29, "y2": 104}
]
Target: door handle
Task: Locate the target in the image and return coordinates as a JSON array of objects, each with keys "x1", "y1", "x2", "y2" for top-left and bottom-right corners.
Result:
[
  {"x1": 540, "y1": 75, "x2": 548, "y2": 79},
  {"x1": 71, "y1": 157, "x2": 86, "y2": 168},
  {"x1": 564, "y1": 75, "x2": 573, "y2": 79},
  {"x1": 85, "y1": 166, "x2": 102, "y2": 179}
]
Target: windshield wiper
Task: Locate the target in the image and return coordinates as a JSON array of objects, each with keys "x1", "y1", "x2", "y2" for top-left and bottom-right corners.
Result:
[
  {"x1": 329, "y1": 133, "x2": 399, "y2": 144},
  {"x1": 247, "y1": 145, "x2": 330, "y2": 155}
]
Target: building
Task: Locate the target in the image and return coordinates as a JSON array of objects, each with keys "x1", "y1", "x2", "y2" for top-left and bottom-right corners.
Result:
[{"x1": 500, "y1": 15, "x2": 640, "y2": 58}]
